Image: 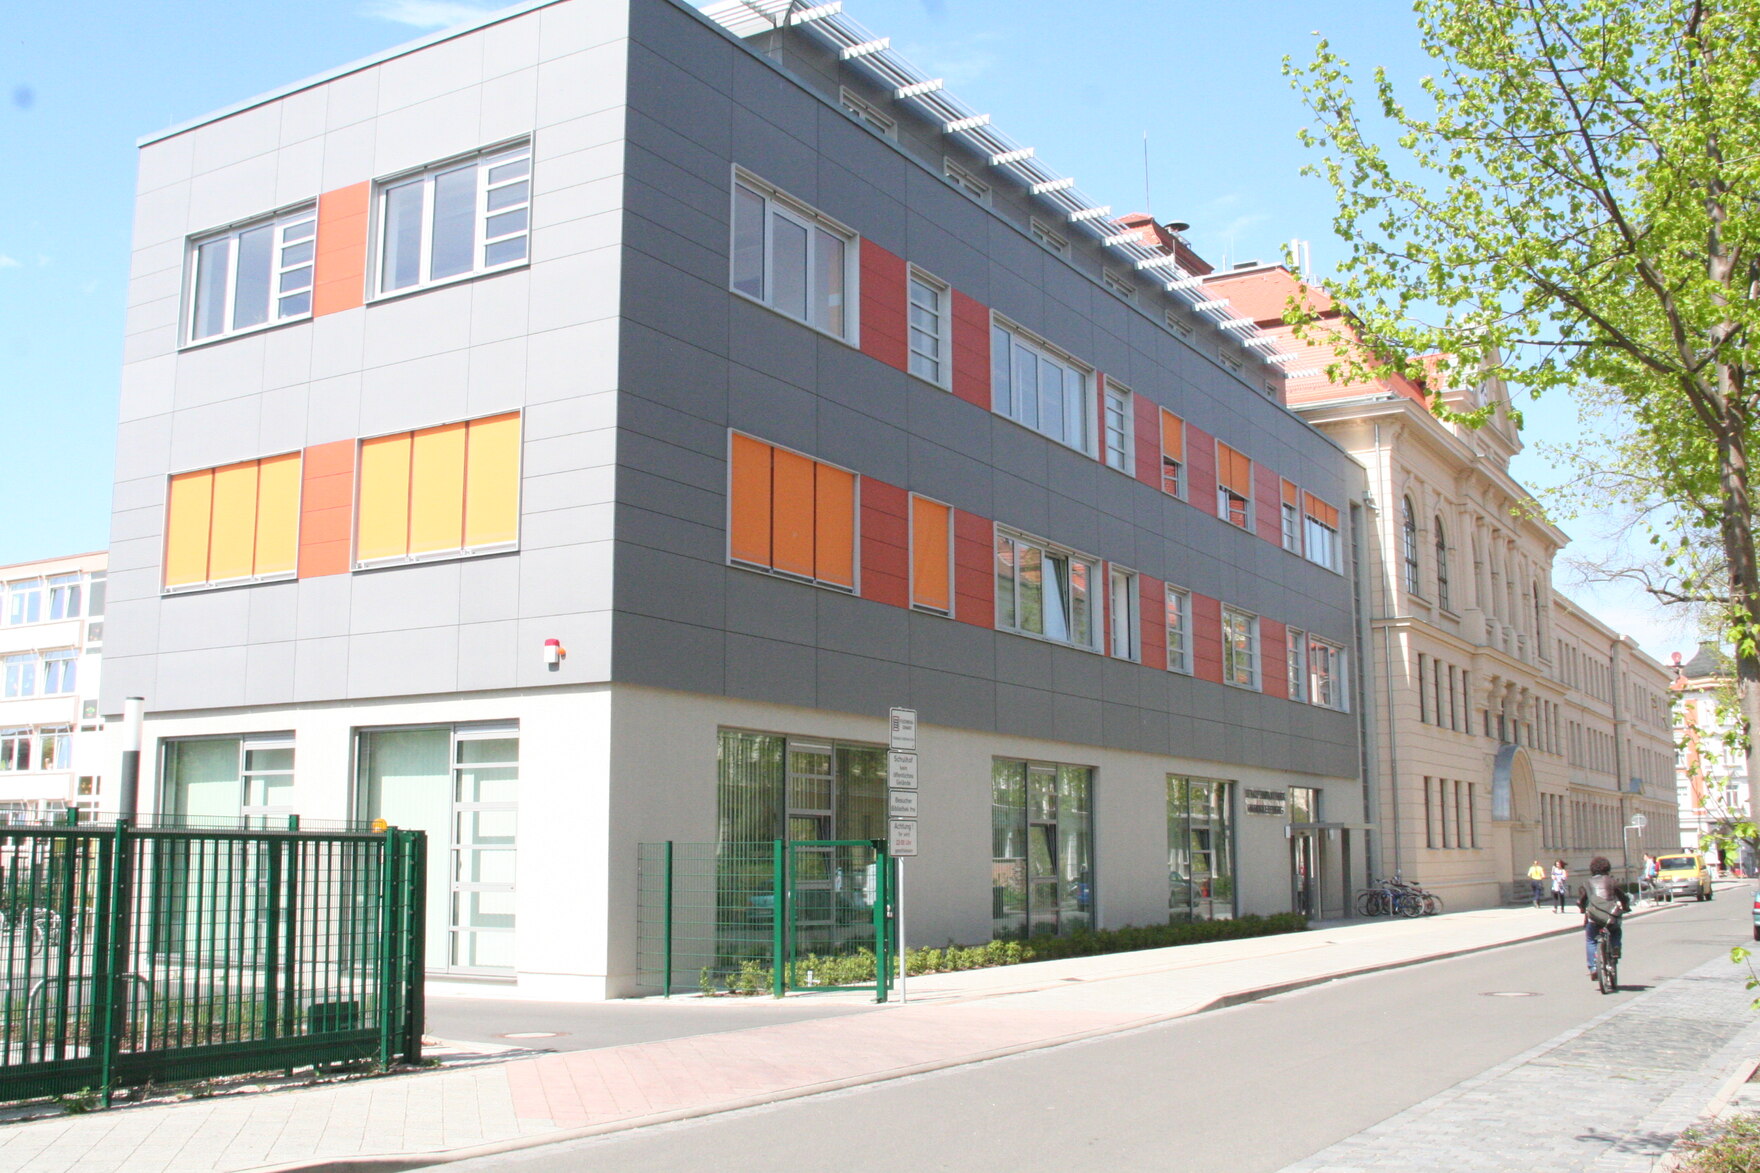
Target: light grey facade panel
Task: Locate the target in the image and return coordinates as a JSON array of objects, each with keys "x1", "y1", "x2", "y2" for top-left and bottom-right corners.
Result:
[
  {"x1": 610, "y1": 542, "x2": 723, "y2": 627},
  {"x1": 348, "y1": 560, "x2": 463, "y2": 636},
  {"x1": 721, "y1": 630, "x2": 813, "y2": 709},
  {"x1": 816, "y1": 649, "x2": 911, "y2": 722},
  {"x1": 994, "y1": 682, "x2": 1056, "y2": 741},
  {"x1": 458, "y1": 555, "x2": 523, "y2": 625},
  {"x1": 457, "y1": 620, "x2": 522, "y2": 692},
  {"x1": 518, "y1": 541, "x2": 614, "y2": 619},
  {"x1": 243, "y1": 641, "x2": 298, "y2": 707},
  {"x1": 246, "y1": 582, "x2": 300, "y2": 645},
  {"x1": 611, "y1": 505, "x2": 720, "y2": 565},
  {"x1": 157, "y1": 586, "x2": 251, "y2": 653},
  {"x1": 154, "y1": 646, "x2": 249, "y2": 712},
  {"x1": 293, "y1": 573, "x2": 353, "y2": 640},
  {"x1": 812, "y1": 590, "x2": 910, "y2": 662},
  {"x1": 722, "y1": 568, "x2": 817, "y2": 646},
  {"x1": 345, "y1": 627, "x2": 460, "y2": 700}
]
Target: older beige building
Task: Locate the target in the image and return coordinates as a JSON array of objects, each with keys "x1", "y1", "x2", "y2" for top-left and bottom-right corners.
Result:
[{"x1": 1207, "y1": 263, "x2": 1680, "y2": 907}]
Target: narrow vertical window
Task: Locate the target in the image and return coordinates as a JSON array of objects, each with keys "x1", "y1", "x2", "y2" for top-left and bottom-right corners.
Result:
[
  {"x1": 1401, "y1": 497, "x2": 1421, "y2": 595},
  {"x1": 1160, "y1": 409, "x2": 1184, "y2": 497},
  {"x1": 1435, "y1": 518, "x2": 1451, "y2": 609},
  {"x1": 1103, "y1": 381, "x2": 1132, "y2": 473},
  {"x1": 1216, "y1": 444, "x2": 1251, "y2": 529},
  {"x1": 1280, "y1": 480, "x2": 1302, "y2": 553},
  {"x1": 1109, "y1": 568, "x2": 1139, "y2": 661},
  {"x1": 909, "y1": 495, "x2": 953, "y2": 614},
  {"x1": 1417, "y1": 653, "x2": 1429, "y2": 723},
  {"x1": 908, "y1": 271, "x2": 949, "y2": 386},
  {"x1": 1310, "y1": 638, "x2": 1346, "y2": 710},
  {"x1": 1221, "y1": 605, "x2": 1259, "y2": 689},
  {"x1": 1288, "y1": 628, "x2": 1308, "y2": 702},
  {"x1": 1165, "y1": 585, "x2": 1192, "y2": 674}
]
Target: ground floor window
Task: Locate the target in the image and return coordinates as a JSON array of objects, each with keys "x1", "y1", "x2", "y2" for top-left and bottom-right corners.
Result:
[
  {"x1": 356, "y1": 724, "x2": 517, "y2": 975},
  {"x1": 161, "y1": 733, "x2": 294, "y2": 826},
  {"x1": 1168, "y1": 776, "x2": 1234, "y2": 921},
  {"x1": 991, "y1": 759, "x2": 1094, "y2": 939}
]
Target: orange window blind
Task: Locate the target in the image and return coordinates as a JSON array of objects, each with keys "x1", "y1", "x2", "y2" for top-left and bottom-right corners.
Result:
[
  {"x1": 910, "y1": 495, "x2": 952, "y2": 612},
  {"x1": 1218, "y1": 443, "x2": 1251, "y2": 496},
  {"x1": 163, "y1": 452, "x2": 302, "y2": 588},
  {"x1": 727, "y1": 433, "x2": 857, "y2": 589},
  {"x1": 1282, "y1": 479, "x2": 1298, "y2": 506},
  {"x1": 1304, "y1": 492, "x2": 1339, "y2": 528},
  {"x1": 355, "y1": 412, "x2": 521, "y2": 565}
]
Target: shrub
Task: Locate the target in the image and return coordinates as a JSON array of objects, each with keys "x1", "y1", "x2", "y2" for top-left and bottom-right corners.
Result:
[{"x1": 1675, "y1": 1114, "x2": 1760, "y2": 1173}]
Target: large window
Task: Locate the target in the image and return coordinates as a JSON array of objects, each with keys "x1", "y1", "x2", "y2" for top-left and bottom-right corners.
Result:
[
  {"x1": 162, "y1": 734, "x2": 295, "y2": 827},
  {"x1": 378, "y1": 143, "x2": 530, "y2": 296},
  {"x1": 1222, "y1": 605, "x2": 1260, "y2": 690},
  {"x1": 1304, "y1": 493, "x2": 1340, "y2": 571},
  {"x1": 187, "y1": 206, "x2": 316, "y2": 343},
  {"x1": 729, "y1": 433, "x2": 857, "y2": 591},
  {"x1": 991, "y1": 321, "x2": 1092, "y2": 453},
  {"x1": 0, "y1": 730, "x2": 32, "y2": 771},
  {"x1": 731, "y1": 173, "x2": 855, "y2": 341},
  {"x1": 356, "y1": 413, "x2": 522, "y2": 567},
  {"x1": 1168, "y1": 777, "x2": 1233, "y2": 921},
  {"x1": 358, "y1": 724, "x2": 518, "y2": 974},
  {"x1": 1166, "y1": 585, "x2": 1193, "y2": 674},
  {"x1": 6, "y1": 579, "x2": 42, "y2": 625},
  {"x1": 46, "y1": 574, "x2": 82, "y2": 621},
  {"x1": 908, "y1": 270, "x2": 949, "y2": 386},
  {"x1": 992, "y1": 759, "x2": 1093, "y2": 939},
  {"x1": 1103, "y1": 382, "x2": 1132, "y2": 473},
  {"x1": 164, "y1": 453, "x2": 302, "y2": 589},
  {"x1": 1309, "y1": 637, "x2": 1348, "y2": 711},
  {"x1": 40, "y1": 650, "x2": 76, "y2": 696},
  {"x1": 2, "y1": 654, "x2": 34, "y2": 699},
  {"x1": 994, "y1": 528, "x2": 1098, "y2": 650},
  {"x1": 1216, "y1": 443, "x2": 1252, "y2": 529}
]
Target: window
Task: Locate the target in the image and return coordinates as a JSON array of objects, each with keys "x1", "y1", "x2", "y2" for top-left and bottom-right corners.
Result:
[
  {"x1": 1221, "y1": 605, "x2": 1259, "y2": 689},
  {"x1": 162, "y1": 734, "x2": 295, "y2": 829},
  {"x1": 1280, "y1": 481, "x2": 1302, "y2": 553},
  {"x1": 1435, "y1": 519, "x2": 1451, "y2": 609},
  {"x1": 1303, "y1": 493, "x2": 1340, "y2": 571},
  {"x1": 990, "y1": 321, "x2": 1092, "y2": 453},
  {"x1": 187, "y1": 205, "x2": 316, "y2": 343},
  {"x1": 1309, "y1": 637, "x2": 1347, "y2": 710},
  {"x1": 908, "y1": 270, "x2": 949, "y2": 387},
  {"x1": 1287, "y1": 628, "x2": 1308, "y2": 702},
  {"x1": 359, "y1": 724, "x2": 517, "y2": 973},
  {"x1": 1164, "y1": 308, "x2": 1193, "y2": 338},
  {"x1": 1102, "y1": 269, "x2": 1135, "y2": 301},
  {"x1": 994, "y1": 528, "x2": 1098, "y2": 650},
  {"x1": 1102, "y1": 382, "x2": 1132, "y2": 473},
  {"x1": 729, "y1": 433, "x2": 857, "y2": 590},
  {"x1": 909, "y1": 494, "x2": 953, "y2": 615},
  {"x1": 732, "y1": 172, "x2": 855, "y2": 340},
  {"x1": 6, "y1": 579, "x2": 41, "y2": 625},
  {"x1": 1165, "y1": 585, "x2": 1192, "y2": 674},
  {"x1": 378, "y1": 143, "x2": 530, "y2": 296},
  {"x1": 40, "y1": 650, "x2": 76, "y2": 696},
  {"x1": 1109, "y1": 567, "x2": 1139, "y2": 660},
  {"x1": 38, "y1": 727, "x2": 70, "y2": 771},
  {"x1": 993, "y1": 759, "x2": 1094, "y2": 938},
  {"x1": 1168, "y1": 776, "x2": 1234, "y2": 921},
  {"x1": 164, "y1": 452, "x2": 302, "y2": 589},
  {"x1": 46, "y1": 574, "x2": 81, "y2": 621},
  {"x1": 1401, "y1": 497, "x2": 1420, "y2": 595},
  {"x1": 1029, "y1": 217, "x2": 1068, "y2": 257},
  {"x1": 1417, "y1": 653, "x2": 1429, "y2": 723},
  {"x1": 3, "y1": 654, "x2": 34, "y2": 699},
  {"x1": 1216, "y1": 444, "x2": 1252, "y2": 529},
  {"x1": 839, "y1": 87, "x2": 896, "y2": 137},
  {"x1": 943, "y1": 158, "x2": 991, "y2": 204},
  {"x1": 0, "y1": 730, "x2": 30, "y2": 771},
  {"x1": 356, "y1": 413, "x2": 522, "y2": 568},
  {"x1": 1159, "y1": 409, "x2": 1185, "y2": 497}
]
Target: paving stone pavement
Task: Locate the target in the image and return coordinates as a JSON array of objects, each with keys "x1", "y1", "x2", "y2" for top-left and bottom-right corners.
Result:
[{"x1": 1279, "y1": 954, "x2": 1760, "y2": 1173}]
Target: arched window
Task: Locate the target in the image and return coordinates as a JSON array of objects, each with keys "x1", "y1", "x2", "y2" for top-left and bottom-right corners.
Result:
[
  {"x1": 1401, "y1": 497, "x2": 1420, "y2": 596},
  {"x1": 1434, "y1": 517, "x2": 1450, "y2": 610}
]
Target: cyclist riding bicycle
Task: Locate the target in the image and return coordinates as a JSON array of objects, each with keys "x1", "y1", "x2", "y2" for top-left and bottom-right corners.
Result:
[{"x1": 1575, "y1": 856, "x2": 1630, "y2": 979}]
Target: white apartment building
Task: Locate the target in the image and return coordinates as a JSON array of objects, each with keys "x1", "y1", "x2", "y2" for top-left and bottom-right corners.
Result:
[
  {"x1": 1670, "y1": 643, "x2": 1750, "y2": 859},
  {"x1": 0, "y1": 552, "x2": 108, "y2": 822}
]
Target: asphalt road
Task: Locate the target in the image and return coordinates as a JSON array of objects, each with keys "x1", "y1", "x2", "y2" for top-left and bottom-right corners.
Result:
[{"x1": 446, "y1": 894, "x2": 1754, "y2": 1172}]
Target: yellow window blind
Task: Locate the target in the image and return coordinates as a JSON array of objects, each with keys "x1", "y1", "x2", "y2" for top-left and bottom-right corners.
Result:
[
  {"x1": 163, "y1": 453, "x2": 303, "y2": 588},
  {"x1": 164, "y1": 471, "x2": 215, "y2": 587},
  {"x1": 355, "y1": 412, "x2": 521, "y2": 564},
  {"x1": 463, "y1": 413, "x2": 521, "y2": 547},
  {"x1": 356, "y1": 433, "x2": 413, "y2": 563}
]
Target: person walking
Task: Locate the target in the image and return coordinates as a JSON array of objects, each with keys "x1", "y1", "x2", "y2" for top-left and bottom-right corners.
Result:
[
  {"x1": 1550, "y1": 859, "x2": 1569, "y2": 912},
  {"x1": 1527, "y1": 860, "x2": 1546, "y2": 907}
]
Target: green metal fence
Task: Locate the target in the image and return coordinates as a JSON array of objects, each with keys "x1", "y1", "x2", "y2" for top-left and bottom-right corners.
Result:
[
  {"x1": 636, "y1": 840, "x2": 894, "y2": 1001},
  {"x1": 0, "y1": 815, "x2": 425, "y2": 1105}
]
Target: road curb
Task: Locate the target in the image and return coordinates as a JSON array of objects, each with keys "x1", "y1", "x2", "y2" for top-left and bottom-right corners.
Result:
[{"x1": 243, "y1": 907, "x2": 1680, "y2": 1173}]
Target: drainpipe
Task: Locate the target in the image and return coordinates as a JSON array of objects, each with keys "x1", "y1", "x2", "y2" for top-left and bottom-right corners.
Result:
[{"x1": 1372, "y1": 424, "x2": 1404, "y2": 880}]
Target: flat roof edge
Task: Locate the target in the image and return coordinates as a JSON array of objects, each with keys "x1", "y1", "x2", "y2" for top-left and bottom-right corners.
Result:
[{"x1": 137, "y1": 0, "x2": 565, "y2": 148}]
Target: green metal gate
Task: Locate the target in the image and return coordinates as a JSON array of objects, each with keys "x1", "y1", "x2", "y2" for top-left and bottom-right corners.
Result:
[
  {"x1": 0, "y1": 815, "x2": 425, "y2": 1105},
  {"x1": 636, "y1": 840, "x2": 895, "y2": 1001}
]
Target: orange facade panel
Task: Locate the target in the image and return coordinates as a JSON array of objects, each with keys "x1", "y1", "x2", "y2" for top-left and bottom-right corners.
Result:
[{"x1": 312, "y1": 182, "x2": 369, "y2": 317}]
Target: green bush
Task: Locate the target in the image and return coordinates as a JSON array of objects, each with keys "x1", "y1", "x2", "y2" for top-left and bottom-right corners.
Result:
[{"x1": 1675, "y1": 1114, "x2": 1760, "y2": 1172}]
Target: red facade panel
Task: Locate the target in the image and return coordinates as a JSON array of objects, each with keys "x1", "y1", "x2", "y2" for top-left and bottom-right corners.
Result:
[
  {"x1": 859, "y1": 240, "x2": 909, "y2": 373},
  {"x1": 950, "y1": 290, "x2": 991, "y2": 410},
  {"x1": 297, "y1": 438, "x2": 356, "y2": 578},
  {"x1": 1260, "y1": 617, "x2": 1288, "y2": 700},
  {"x1": 859, "y1": 477, "x2": 909, "y2": 608},
  {"x1": 1132, "y1": 393, "x2": 1160, "y2": 490},
  {"x1": 1186, "y1": 424, "x2": 1217, "y2": 518},
  {"x1": 1191, "y1": 592, "x2": 1224, "y2": 684},
  {"x1": 312, "y1": 183, "x2": 369, "y2": 318},
  {"x1": 952, "y1": 508, "x2": 995, "y2": 628},
  {"x1": 1139, "y1": 574, "x2": 1167, "y2": 672},
  {"x1": 1254, "y1": 462, "x2": 1283, "y2": 546}
]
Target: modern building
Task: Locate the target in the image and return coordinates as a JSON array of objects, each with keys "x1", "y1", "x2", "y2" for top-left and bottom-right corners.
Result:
[
  {"x1": 1669, "y1": 643, "x2": 1749, "y2": 859},
  {"x1": 104, "y1": 0, "x2": 1372, "y2": 998},
  {"x1": 1203, "y1": 263, "x2": 1680, "y2": 905},
  {"x1": 0, "y1": 552, "x2": 109, "y2": 822}
]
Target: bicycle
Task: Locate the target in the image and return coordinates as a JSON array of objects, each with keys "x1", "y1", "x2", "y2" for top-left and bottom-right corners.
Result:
[{"x1": 1591, "y1": 920, "x2": 1619, "y2": 994}]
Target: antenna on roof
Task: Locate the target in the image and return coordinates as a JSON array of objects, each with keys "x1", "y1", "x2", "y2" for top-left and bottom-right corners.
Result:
[{"x1": 1142, "y1": 131, "x2": 1152, "y2": 220}]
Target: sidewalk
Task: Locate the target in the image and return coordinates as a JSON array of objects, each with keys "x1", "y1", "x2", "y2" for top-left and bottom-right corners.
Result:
[{"x1": 0, "y1": 901, "x2": 1703, "y2": 1173}]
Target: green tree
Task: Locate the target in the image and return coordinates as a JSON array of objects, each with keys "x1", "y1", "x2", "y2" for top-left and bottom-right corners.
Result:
[{"x1": 1286, "y1": 0, "x2": 1760, "y2": 783}]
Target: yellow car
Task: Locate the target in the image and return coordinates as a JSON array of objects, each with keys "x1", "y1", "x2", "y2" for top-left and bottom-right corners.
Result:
[{"x1": 1654, "y1": 853, "x2": 1713, "y2": 901}]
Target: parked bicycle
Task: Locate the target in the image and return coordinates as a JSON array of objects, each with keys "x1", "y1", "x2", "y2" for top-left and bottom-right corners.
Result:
[
  {"x1": 0, "y1": 907, "x2": 63, "y2": 956},
  {"x1": 1354, "y1": 876, "x2": 1441, "y2": 918}
]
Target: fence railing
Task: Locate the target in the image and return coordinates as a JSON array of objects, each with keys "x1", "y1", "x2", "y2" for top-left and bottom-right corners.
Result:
[{"x1": 0, "y1": 815, "x2": 425, "y2": 1104}]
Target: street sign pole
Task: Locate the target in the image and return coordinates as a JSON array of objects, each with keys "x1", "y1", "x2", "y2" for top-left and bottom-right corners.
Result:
[{"x1": 886, "y1": 707, "x2": 919, "y2": 1003}]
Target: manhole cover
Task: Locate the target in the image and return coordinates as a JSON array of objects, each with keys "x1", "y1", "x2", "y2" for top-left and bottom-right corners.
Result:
[
  {"x1": 500, "y1": 1031, "x2": 566, "y2": 1039},
  {"x1": 1482, "y1": 991, "x2": 1540, "y2": 998}
]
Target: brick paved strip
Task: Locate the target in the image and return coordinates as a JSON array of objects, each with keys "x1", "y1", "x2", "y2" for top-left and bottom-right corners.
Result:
[{"x1": 1278, "y1": 956, "x2": 1760, "y2": 1173}]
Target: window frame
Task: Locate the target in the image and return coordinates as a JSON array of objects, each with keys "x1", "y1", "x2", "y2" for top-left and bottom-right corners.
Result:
[
  {"x1": 906, "y1": 267, "x2": 951, "y2": 389},
  {"x1": 1221, "y1": 604, "x2": 1260, "y2": 691},
  {"x1": 1165, "y1": 584, "x2": 1193, "y2": 675},
  {"x1": 1102, "y1": 380, "x2": 1133, "y2": 474},
  {"x1": 39, "y1": 649, "x2": 76, "y2": 696},
  {"x1": 908, "y1": 492, "x2": 955, "y2": 616},
  {"x1": 730, "y1": 169, "x2": 860, "y2": 345},
  {"x1": 1309, "y1": 636, "x2": 1349, "y2": 711},
  {"x1": 372, "y1": 140, "x2": 533, "y2": 302},
  {"x1": 1287, "y1": 627, "x2": 1308, "y2": 702},
  {"x1": 1435, "y1": 517, "x2": 1452, "y2": 610},
  {"x1": 161, "y1": 450, "x2": 305, "y2": 593},
  {"x1": 993, "y1": 526, "x2": 1102, "y2": 653},
  {"x1": 45, "y1": 574, "x2": 82, "y2": 621},
  {"x1": 1159, "y1": 409, "x2": 1185, "y2": 499},
  {"x1": 1280, "y1": 481, "x2": 1302, "y2": 554},
  {"x1": 1401, "y1": 496, "x2": 1422, "y2": 597},
  {"x1": 5, "y1": 579, "x2": 42, "y2": 626},
  {"x1": 1108, "y1": 565, "x2": 1140, "y2": 662},
  {"x1": 838, "y1": 86, "x2": 897, "y2": 138},
  {"x1": 183, "y1": 203, "x2": 318, "y2": 347},
  {"x1": 727, "y1": 431, "x2": 860, "y2": 594},
  {"x1": 1216, "y1": 442, "x2": 1253, "y2": 530},
  {"x1": 1029, "y1": 217, "x2": 1069, "y2": 257},
  {"x1": 352, "y1": 413, "x2": 524, "y2": 571},
  {"x1": 1303, "y1": 492, "x2": 1341, "y2": 572},
  {"x1": 990, "y1": 317, "x2": 1095, "y2": 456},
  {"x1": 943, "y1": 157, "x2": 991, "y2": 204}
]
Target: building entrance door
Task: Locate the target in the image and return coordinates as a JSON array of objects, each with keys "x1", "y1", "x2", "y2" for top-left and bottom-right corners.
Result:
[{"x1": 1291, "y1": 832, "x2": 1320, "y2": 917}]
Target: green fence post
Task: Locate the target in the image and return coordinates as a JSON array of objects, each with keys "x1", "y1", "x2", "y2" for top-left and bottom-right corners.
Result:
[
  {"x1": 376, "y1": 825, "x2": 399, "y2": 1069},
  {"x1": 662, "y1": 841, "x2": 674, "y2": 998},
  {"x1": 402, "y1": 830, "x2": 426, "y2": 1066},
  {"x1": 873, "y1": 846, "x2": 888, "y2": 1005},
  {"x1": 91, "y1": 824, "x2": 122, "y2": 1106},
  {"x1": 263, "y1": 837, "x2": 283, "y2": 1042},
  {"x1": 770, "y1": 839, "x2": 785, "y2": 998}
]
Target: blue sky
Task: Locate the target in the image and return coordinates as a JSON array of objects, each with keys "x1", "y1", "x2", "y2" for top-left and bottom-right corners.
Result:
[{"x1": 0, "y1": 0, "x2": 1695, "y2": 658}]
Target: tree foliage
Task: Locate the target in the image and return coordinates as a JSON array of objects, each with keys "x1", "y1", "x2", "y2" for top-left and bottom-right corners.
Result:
[{"x1": 1286, "y1": 0, "x2": 1760, "y2": 775}]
